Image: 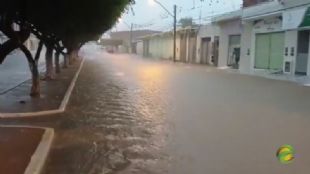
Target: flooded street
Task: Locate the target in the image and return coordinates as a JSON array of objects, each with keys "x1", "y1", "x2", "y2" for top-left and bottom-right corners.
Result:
[{"x1": 2, "y1": 46, "x2": 310, "y2": 174}]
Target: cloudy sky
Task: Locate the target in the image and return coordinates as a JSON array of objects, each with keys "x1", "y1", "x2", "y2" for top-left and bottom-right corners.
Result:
[{"x1": 114, "y1": 0, "x2": 242, "y2": 31}]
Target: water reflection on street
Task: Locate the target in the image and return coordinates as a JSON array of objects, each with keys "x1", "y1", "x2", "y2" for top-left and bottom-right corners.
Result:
[{"x1": 2, "y1": 45, "x2": 310, "y2": 174}]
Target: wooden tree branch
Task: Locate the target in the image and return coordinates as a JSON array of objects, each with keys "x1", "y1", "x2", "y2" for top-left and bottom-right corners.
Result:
[
  {"x1": 0, "y1": 39, "x2": 19, "y2": 64},
  {"x1": 34, "y1": 40, "x2": 43, "y2": 62}
]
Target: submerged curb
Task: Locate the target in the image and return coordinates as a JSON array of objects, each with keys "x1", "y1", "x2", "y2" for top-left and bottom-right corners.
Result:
[{"x1": 0, "y1": 58, "x2": 85, "y2": 118}]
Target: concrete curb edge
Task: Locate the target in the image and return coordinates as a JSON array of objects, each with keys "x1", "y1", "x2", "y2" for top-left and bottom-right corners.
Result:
[
  {"x1": 25, "y1": 127, "x2": 54, "y2": 174},
  {"x1": 59, "y1": 58, "x2": 85, "y2": 111}
]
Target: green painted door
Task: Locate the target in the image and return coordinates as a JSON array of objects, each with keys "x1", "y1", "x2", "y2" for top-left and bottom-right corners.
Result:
[
  {"x1": 269, "y1": 32, "x2": 284, "y2": 70},
  {"x1": 255, "y1": 34, "x2": 270, "y2": 69}
]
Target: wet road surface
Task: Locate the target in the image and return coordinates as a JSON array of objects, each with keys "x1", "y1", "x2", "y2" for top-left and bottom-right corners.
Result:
[{"x1": 2, "y1": 45, "x2": 310, "y2": 174}]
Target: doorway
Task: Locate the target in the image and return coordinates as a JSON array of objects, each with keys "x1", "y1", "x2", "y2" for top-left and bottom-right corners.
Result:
[
  {"x1": 255, "y1": 32, "x2": 284, "y2": 70},
  {"x1": 200, "y1": 37, "x2": 211, "y2": 64},
  {"x1": 227, "y1": 35, "x2": 241, "y2": 68},
  {"x1": 143, "y1": 40, "x2": 149, "y2": 57},
  {"x1": 188, "y1": 33, "x2": 197, "y2": 63},
  {"x1": 296, "y1": 30, "x2": 309, "y2": 75},
  {"x1": 213, "y1": 36, "x2": 219, "y2": 66},
  {"x1": 180, "y1": 33, "x2": 187, "y2": 62}
]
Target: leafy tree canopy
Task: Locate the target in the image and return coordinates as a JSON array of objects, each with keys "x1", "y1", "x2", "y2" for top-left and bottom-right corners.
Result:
[{"x1": 1, "y1": 0, "x2": 134, "y2": 54}]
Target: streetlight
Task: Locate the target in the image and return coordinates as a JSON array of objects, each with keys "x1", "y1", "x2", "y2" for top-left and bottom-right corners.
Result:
[{"x1": 149, "y1": 0, "x2": 177, "y2": 62}]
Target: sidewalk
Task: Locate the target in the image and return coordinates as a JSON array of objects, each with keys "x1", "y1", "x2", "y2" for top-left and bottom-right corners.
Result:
[
  {"x1": 0, "y1": 126, "x2": 53, "y2": 174},
  {"x1": 223, "y1": 67, "x2": 310, "y2": 86},
  {"x1": 0, "y1": 59, "x2": 82, "y2": 114},
  {"x1": 251, "y1": 69, "x2": 310, "y2": 86}
]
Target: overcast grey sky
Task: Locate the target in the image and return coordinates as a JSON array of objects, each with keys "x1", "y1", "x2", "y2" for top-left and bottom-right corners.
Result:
[{"x1": 115, "y1": 0, "x2": 242, "y2": 31}]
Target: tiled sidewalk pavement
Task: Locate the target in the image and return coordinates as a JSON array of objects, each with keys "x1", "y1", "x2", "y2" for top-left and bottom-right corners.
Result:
[{"x1": 0, "y1": 59, "x2": 81, "y2": 113}]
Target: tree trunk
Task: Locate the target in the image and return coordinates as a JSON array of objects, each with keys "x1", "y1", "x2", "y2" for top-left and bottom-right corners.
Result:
[
  {"x1": 63, "y1": 54, "x2": 69, "y2": 68},
  {"x1": 1, "y1": 19, "x2": 39, "y2": 97},
  {"x1": 73, "y1": 49, "x2": 79, "y2": 60},
  {"x1": 69, "y1": 52, "x2": 74, "y2": 65},
  {"x1": 20, "y1": 45, "x2": 40, "y2": 97},
  {"x1": 68, "y1": 48, "x2": 80, "y2": 64},
  {"x1": 44, "y1": 46, "x2": 55, "y2": 80},
  {"x1": 0, "y1": 39, "x2": 19, "y2": 64},
  {"x1": 30, "y1": 63, "x2": 40, "y2": 97},
  {"x1": 55, "y1": 52, "x2": 60, "y2": 73},
  {"x1": 35, "y1": 41, "x2": 43, "y2": 63}
]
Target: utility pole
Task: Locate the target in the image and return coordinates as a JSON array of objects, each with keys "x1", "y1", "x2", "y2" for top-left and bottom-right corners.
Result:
[
  {"x1": 130, "y1": 23, "x2": 133, "y2": 53},
  {"x1": 152, "y1": 0, "x2": 177, "y2": 62},
  {"x1": 173, "y1": 5, "x2": 177, "y2": 62}
]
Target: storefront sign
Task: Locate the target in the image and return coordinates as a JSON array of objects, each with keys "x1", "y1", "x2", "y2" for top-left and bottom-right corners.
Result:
[{"x1": 254, "y1": 18, "x2": 281, "y2": 32}]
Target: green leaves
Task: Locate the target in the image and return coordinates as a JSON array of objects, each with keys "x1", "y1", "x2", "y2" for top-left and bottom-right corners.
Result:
[{"x1": 1, "y1": 0, "x2": 134, "y2": 50}]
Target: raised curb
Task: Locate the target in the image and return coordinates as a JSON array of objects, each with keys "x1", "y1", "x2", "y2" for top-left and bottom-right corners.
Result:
[
  {"x1": 0, "y1": 125, "x2": 54, "y2": 174},
  {"x1": 0, "y1": 58, "x2": 85, "y2": 118},
  {"x1": 25, "y1": 127, "x2": 54, "y2": 174}
]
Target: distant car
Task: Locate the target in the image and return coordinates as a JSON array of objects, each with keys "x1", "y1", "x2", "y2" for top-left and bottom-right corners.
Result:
[{"x1": 107, "y1": 49, "x2": 114, "y2": 53}]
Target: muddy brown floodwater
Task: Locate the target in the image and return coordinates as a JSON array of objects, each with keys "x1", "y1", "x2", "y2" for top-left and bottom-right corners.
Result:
[{"x1": 2, "y1": 45, "x2": 310, "y2": 174}]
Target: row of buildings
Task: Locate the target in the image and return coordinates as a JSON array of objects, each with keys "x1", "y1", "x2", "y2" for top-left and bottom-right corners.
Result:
[
  {"x1": 101, "y1": 30, "x2": 160, "y2": 53},
  {"x1": 133, "y1": 0, "x2": 310, "y2": 77}
]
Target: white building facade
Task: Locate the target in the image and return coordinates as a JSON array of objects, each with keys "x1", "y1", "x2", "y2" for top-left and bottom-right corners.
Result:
[
  {"x1": 196, "y1": 24, "x2": 220, "y2": 65},
  {"x1": 213, "y1": 10, "x2": 243, "y2": 69},
  {"x1": 141, "y1": 27, "x2": 198, "y2": 63},
  {"x1": 239, "y1": 0, "x2": 310, "y2": 77},
  {"x1": 138, "y1": 0, "x2": 310, "y2": 79},
  {"x1": 281, "y1": 0, "x2": 310, "y2": 76}
]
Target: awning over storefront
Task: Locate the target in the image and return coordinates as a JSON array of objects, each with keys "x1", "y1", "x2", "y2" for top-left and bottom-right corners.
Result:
[
  {"x1": 283, "y1": 6, "x2": 310, "y2": 30},
  {"x1": 283, "y1": 7, "x2": 307, "y2": 30},
  {"x1": 300, "y1": 7, "x2": 310, "y2": 28}
]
